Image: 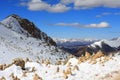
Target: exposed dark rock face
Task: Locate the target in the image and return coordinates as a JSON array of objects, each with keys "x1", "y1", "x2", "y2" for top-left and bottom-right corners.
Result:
[
  {"x1": 60, "y1": 46, "x2": 80, "y2": 56},
  {"x1": 10, "y1": 14, "x2": 56, "y2": 46},
  {"x1": 117, "y1": 46, "x2": 120, "y2": 51},
  {"x1": 60, "y1": 41, "x2": 118, "y2": 57},
  {"x1": 76, "y1": 42, "x2": 117, "y2": 57},
  {"x1": 100, "y1": 42, "x2": 116, "y2": 54}
]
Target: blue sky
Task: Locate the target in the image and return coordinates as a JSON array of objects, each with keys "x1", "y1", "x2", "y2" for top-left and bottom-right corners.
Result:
[{"x1": 0, "y1": 0, "x2": 120, "y2": 39}]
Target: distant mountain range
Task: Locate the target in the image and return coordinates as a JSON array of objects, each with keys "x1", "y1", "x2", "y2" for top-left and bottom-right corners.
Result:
[
  {"x1": 0, "y1": 14, "x2": 69, "y2": 64},
  {"x1": 55, "y1": 38, "x2": 120, "y2": 56},
  {"x1": 87, "y1": 37, "x2": 120, "y2": 55},
  {"x1": 54, "y1": 38, "x2": 98, "y2": 47}
]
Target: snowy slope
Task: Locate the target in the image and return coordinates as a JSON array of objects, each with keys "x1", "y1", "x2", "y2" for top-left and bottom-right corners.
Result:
[
  {"x1": 1, "y1": 16, "x2": 28, "y2": 35},
  {"x1": 0, "y1": 15, "x2": 69, "y2": 64},
  {"x1": 0, "y1": 52, "x2": 120, "y2": 80},
  {"x1": 105, "y1": 38, "x2": 120, "y2": 48},
  {"x1": 91, "y1": 38, "x2": 120, "y2": 48}
]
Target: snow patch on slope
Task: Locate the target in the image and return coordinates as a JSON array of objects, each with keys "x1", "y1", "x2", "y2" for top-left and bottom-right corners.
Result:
[
  {"x1": 105, "y1": 38, "x2": 120, "y2": 48},
  {"x1": 91, "y1": 40, "x2": 103, "y2": 48},
  {"x1": 1, "y1": 16, "x2": 28, "y2": 35},
  {"x1": 91, "y1": 38, "x2": 120, "y2": 48}
]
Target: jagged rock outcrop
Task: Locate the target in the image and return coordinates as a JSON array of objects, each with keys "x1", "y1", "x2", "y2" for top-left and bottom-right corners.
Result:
[{"x1": 9, "y1": 14, "x2": 56, "y2": 46}]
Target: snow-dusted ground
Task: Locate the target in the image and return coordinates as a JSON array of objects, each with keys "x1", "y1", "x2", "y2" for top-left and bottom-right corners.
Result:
[{"x1": 0, "y1": 52, "x2": 120, "y2": 80}]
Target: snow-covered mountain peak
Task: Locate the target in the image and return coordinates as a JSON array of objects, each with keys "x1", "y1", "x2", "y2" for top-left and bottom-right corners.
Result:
[
  {"x1": 1, "y1": 15, "x2": 27, "y2": 35},
  {"x1": 90, "y1": 40, "x2": 105, "y2": 48},
  {"x1": 0, "y1": 14, "x2": 69, "y2": 64},
  {"x1": 1, "y1": 14, "x2": 56, "y2": 46},
  {"x1": 90, "y1": 37, "x2": 120, "y2": 48}
]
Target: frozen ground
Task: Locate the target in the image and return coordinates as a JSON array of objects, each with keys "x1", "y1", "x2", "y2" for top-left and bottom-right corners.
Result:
[{"x1": 0, "y1": 52, "x2": 120, "y2": 80}]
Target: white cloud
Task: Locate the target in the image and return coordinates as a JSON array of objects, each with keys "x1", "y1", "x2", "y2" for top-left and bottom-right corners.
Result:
[
  {"x1": 47, "y1": 3, "x2": 71, "y2": 13},
  {"x1": 53, "y1": 22, "x2": 81, "y2": 27},
  {"x1": 51, "y1": 22, "x2": 109, "y2": 28},
  {"x1": 61, "y1": 0, "x2": 120, "y2": 9},
  {"x1": 20, "y1": 0, "x2": 120, "y2": 12},
  {"x1": 96, "y1": 12, "x2": 120, "y2": 18},
  {"x1": 94, "y1": 22, "x2": 109, "y2": 28},
  {"x1": 20, "y1": 0, "x2": 70, "y2": 13}
]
